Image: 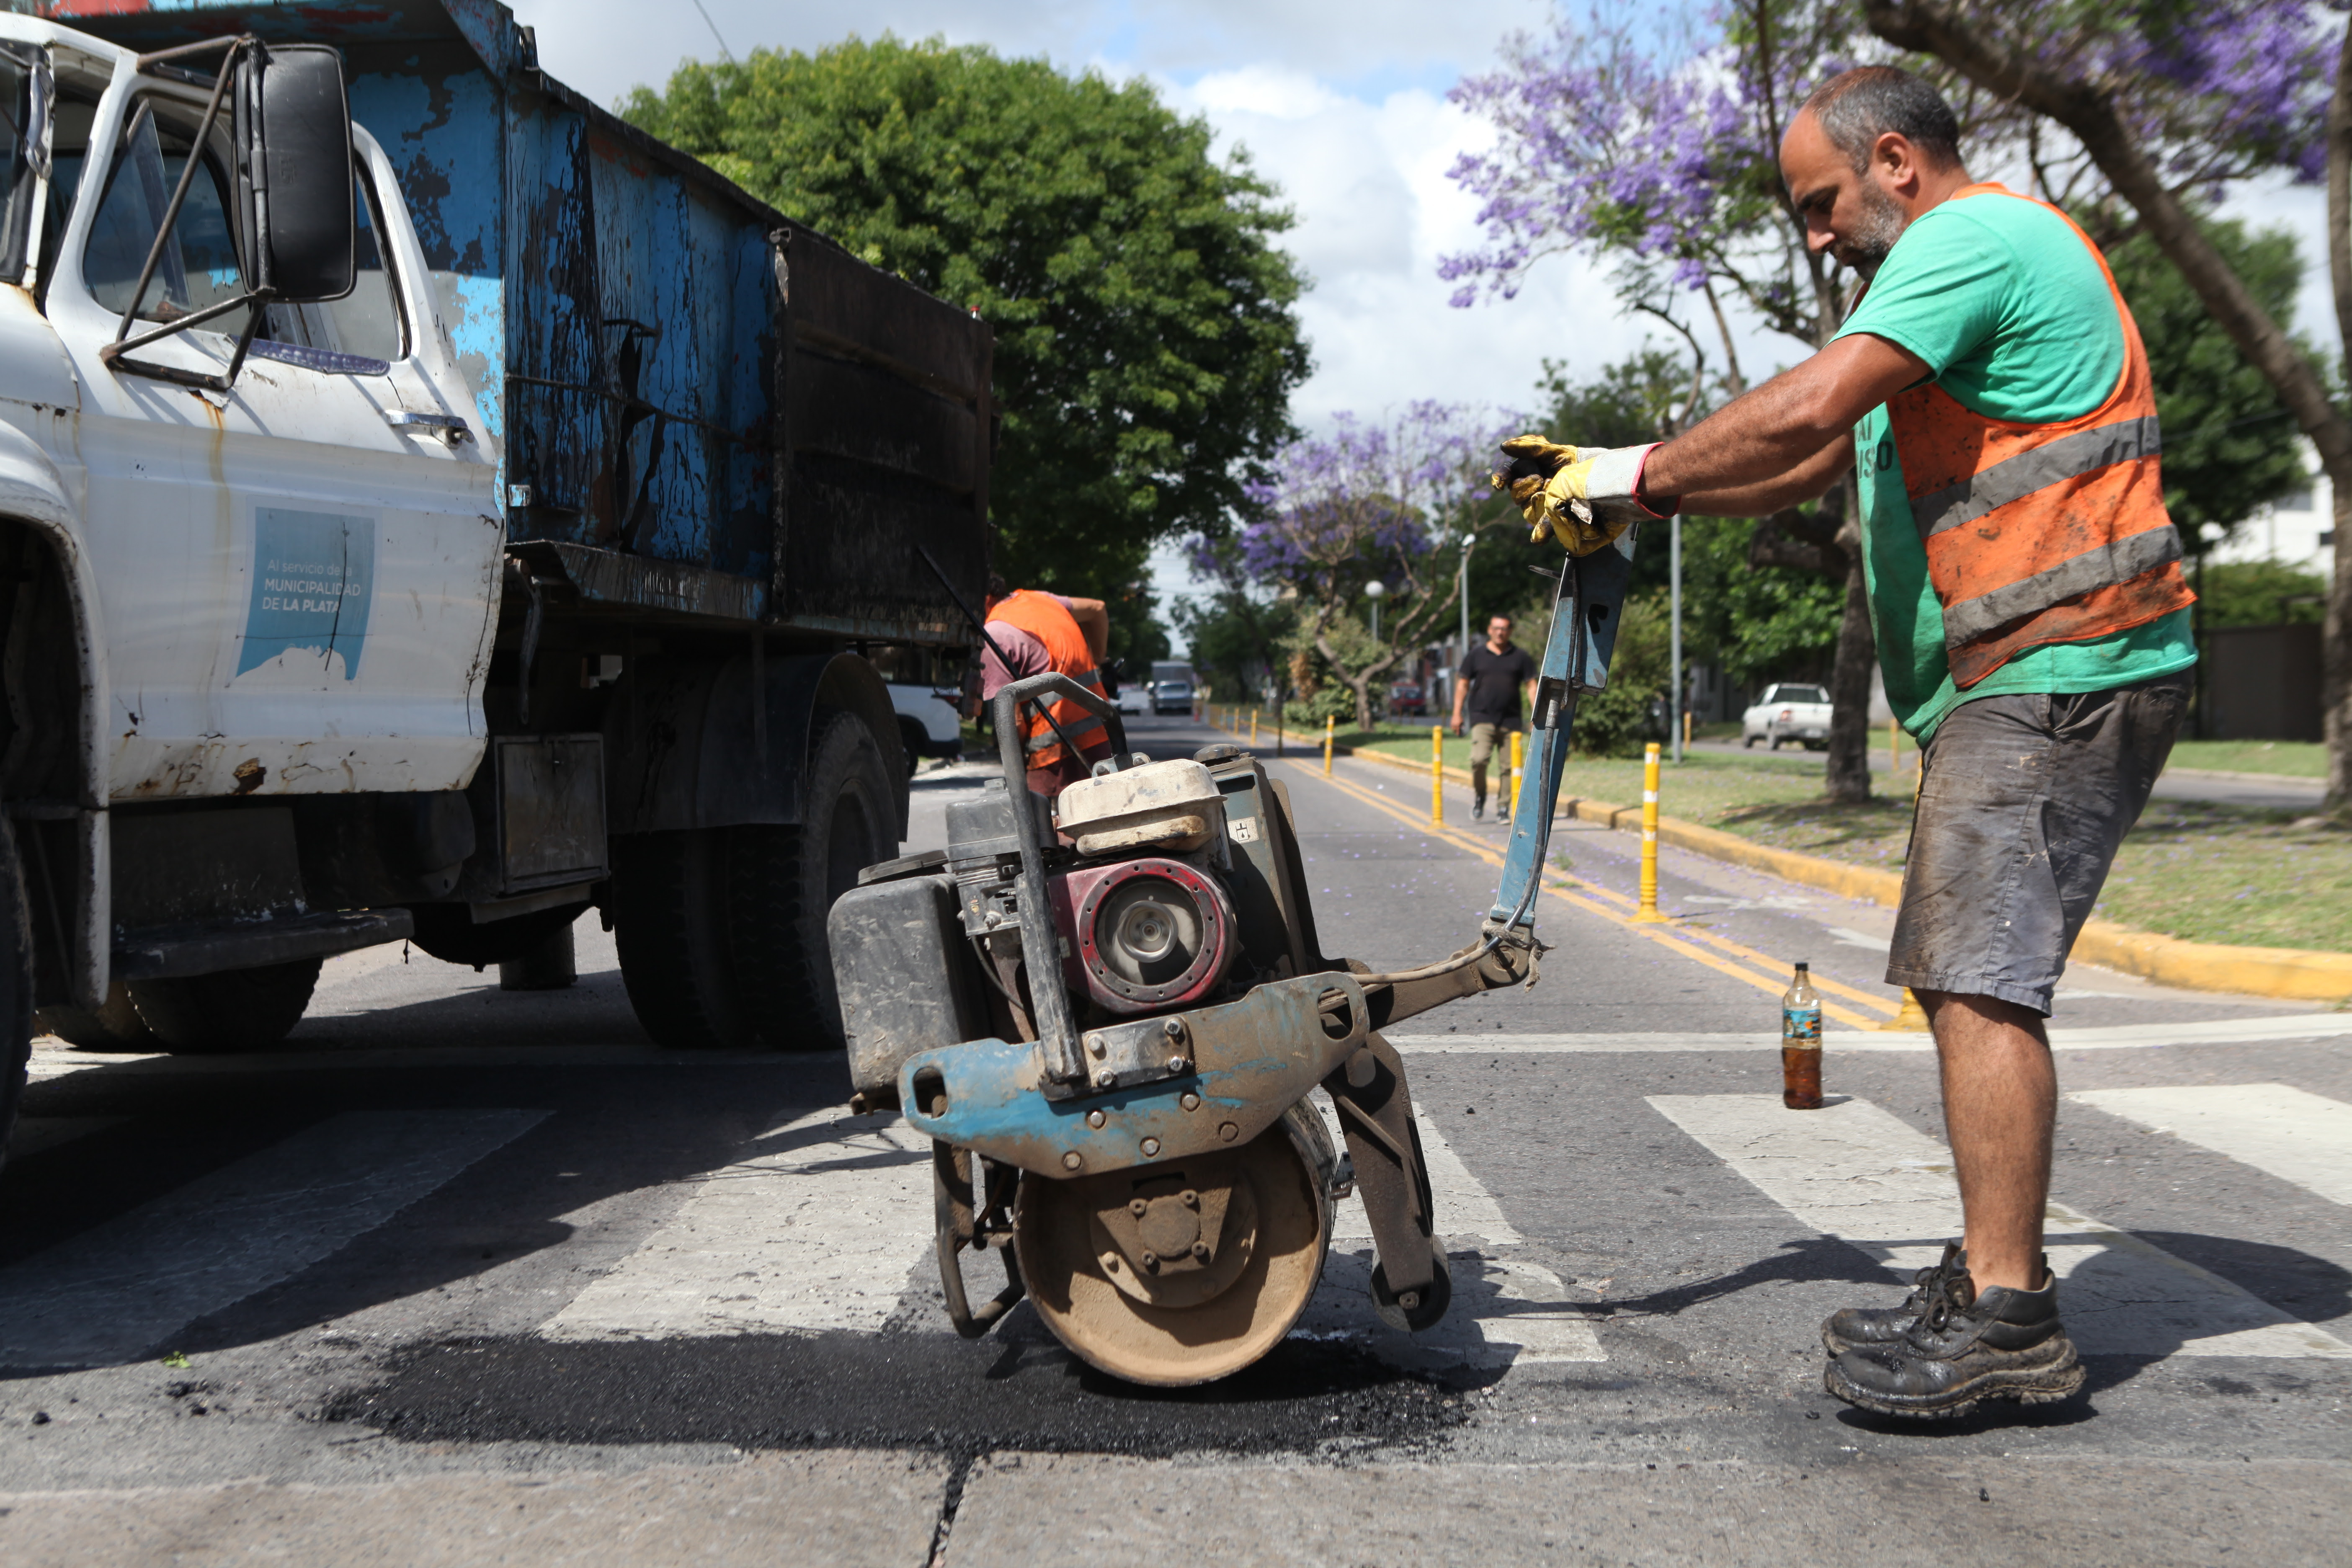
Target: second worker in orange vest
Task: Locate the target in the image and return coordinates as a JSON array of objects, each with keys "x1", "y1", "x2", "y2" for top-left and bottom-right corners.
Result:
[
  {"x1": 1504, "y1": 66, "x2": 2197, "y2": 1423},
  {"x1": 973, "y1": 574, "x2": 1114, "y2": 796}
]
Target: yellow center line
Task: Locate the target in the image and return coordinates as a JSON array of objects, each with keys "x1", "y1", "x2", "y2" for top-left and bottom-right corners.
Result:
[
  {"x1": 1553, "y1": 874, "x2": 1896, "y2": 1014},
  {"x1": 1288, "y1": 758, "x2": 1892, "y2": 1029}
]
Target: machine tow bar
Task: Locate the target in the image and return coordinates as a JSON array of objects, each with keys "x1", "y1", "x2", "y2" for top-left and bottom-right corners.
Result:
[{"x1": 833, "y1": 535, "x2": 1634, "y2": 1384}]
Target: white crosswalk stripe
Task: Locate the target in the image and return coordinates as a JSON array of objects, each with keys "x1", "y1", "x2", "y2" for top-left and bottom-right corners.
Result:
[
  {"x1": 1649, "y1": 1093, "x2": 2352, "y2": 1359},
  {"x1": 0, "y1": 1109, "x2": 548, "y2": 1369},
  {"x1": 543, "y1": 1107, "x2": 934, "y2": 1341},
  {"x1": 2068, "y1": 1084, "x2": 2352, "y2": 1207}
]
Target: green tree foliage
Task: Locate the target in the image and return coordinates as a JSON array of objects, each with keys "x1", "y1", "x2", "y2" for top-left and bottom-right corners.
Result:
[
  {"x1": 2197, "y1": 559, "x2": 2332, "y2": 627},
  {"x1": 2103, "y1": 217, "x2": 2313, "y2": 542},
  {"x1": 620, "y1": 37, "x2": 1311, "y2": 596}
]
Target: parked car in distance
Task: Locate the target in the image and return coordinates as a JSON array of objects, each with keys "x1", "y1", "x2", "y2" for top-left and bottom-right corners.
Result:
[
  {"x1": 1741, "y1": 683, "x2": 1834, "y2": 750},
  {"x1": 1388, "y1": 681, "x2": 1427, "y2": 717},
  {"x1": 1116, "y1": 683, "x2": 1152, "y2": 716},
  {"x1": 888, "y1": 685, "x2": 965, "y2": 776},
  {"x1": 1152, "y1": 678, "x2": 1196, "y2": 715}
]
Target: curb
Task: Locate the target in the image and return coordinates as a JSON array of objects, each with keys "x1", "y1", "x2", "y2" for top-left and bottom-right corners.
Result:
[{"x1": 1335, "y1": 742, "x2": 2352, "y2": 1004}]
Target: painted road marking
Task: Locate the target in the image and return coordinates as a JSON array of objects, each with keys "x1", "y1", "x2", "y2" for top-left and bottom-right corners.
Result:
[
  {"x1": 1646, "y1": 1094, "x2": 2351, "y2": 1359},
  {"x1": 2068, "y1": 1084, "x2": 2352, "y2": 1208},
  {"x1": 1388, "y1": 1012, "x2": 2352, "y2": 1054},
  {"x1": 0, "y1": 1110, "x2": 548, "y2": 1369},
  {"x1": 1308, "y1": 1101, "x2": 1597, "y2": 1366},
  {"x1": 543, "y1": 1107, "x2": 933, "y2": 1341},
  {"x1": 1294, "y1": 760, "x2": 1894, "y2": 1026}
]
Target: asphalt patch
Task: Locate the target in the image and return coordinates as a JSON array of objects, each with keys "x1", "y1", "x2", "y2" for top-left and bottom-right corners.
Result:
[{"x1": 330, "y1": 1321, "x2": 1477, "y2": 1459}]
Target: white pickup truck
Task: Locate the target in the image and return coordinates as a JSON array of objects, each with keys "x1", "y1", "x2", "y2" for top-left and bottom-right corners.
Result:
[
  {"x1": 1741, "y1": 683, "x2": 1834, "y2": 750},
  {"x1": 0, "y1": 3, "x2": 994, "y2": 1166}
]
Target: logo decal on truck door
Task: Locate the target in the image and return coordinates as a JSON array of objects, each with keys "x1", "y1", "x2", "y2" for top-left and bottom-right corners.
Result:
[{"x1": 236, "y1": 508, "x2": 377, "y2": 681}]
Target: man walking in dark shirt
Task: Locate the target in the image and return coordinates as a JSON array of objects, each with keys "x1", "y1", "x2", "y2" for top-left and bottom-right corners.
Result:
[{"x1": 1450, "y1": 614, "x2": 1539, "y2": 822}]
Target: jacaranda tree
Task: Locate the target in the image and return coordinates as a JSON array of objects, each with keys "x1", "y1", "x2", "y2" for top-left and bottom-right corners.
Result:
[
  {"x1": 1444, "y1": 0, "x2": 1888, "y2": 802},
  {"x1": 1217, "y1": 404, "x2": 1514, "y2": 730}
]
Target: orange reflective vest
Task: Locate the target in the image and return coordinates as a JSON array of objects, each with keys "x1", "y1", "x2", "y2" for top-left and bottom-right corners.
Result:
[
  {"x1": 1881, "y1": 184, "x2": 2195, "y2": 689},
  {"x1": 988, "y1": 590, "x2": 1108, "y2": 770}
]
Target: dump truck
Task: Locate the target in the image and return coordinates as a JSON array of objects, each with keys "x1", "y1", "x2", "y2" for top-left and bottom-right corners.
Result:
[{"x1": 0, "y1": 0, "x2": 994, "y2": 1161}]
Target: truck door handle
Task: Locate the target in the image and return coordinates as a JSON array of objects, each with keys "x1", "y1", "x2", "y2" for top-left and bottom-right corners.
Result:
[{"x1": 384, "y1": 409, "x2": 473, "y2": 443}]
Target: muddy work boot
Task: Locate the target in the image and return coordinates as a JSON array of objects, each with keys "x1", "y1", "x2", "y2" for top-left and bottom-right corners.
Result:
[
  {"x1": 1820, "y1": 1240, "x2": 1965, "y2": 1356},
  {"x1": 1825, "y1": 1258, "x2": 2085, "y2": 1419}
]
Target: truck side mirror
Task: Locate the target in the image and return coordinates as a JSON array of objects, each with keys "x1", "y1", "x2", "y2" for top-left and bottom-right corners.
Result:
[{"x1": 231, "y1": 43, "x2": 353, "y2": 304}]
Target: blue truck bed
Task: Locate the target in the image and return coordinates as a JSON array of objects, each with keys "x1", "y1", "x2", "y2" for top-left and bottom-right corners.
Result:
[{"x1": 58, "y1": 0, "x2": 993, "y2": 644}]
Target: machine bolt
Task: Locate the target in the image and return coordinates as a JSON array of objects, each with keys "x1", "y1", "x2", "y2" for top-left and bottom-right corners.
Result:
[
  {"x1": 1140, "y1": 1250, "x2": 1159, "y2": 1271},
  {"x1": 1180, "y1": 1190, "x2": 1198, "y2": 1207},
  {"x1": 1191, "y1": 1242, "x2": 1211, "y2": 1261},
  {"x1": 1130, "y1": 1199, "x2": 1149, "y2": 1217},
  {"x1": 1162, "y1": 1018, "x2": 1186, "y2": 1039},
  {"x1": 1166, "y1": 1056, "x2": 1190, "y2": 1074},
  {"x1": 983, "y1": 910, "x2": 1001, "y2": 927},
  {"x1": 1062, "y1": 1151, "x2": 1083, "y2": 1171},
  {"x1": 1181, "y1": 1093, "x2": 1201, "y2": 1112},
  {"x1": 1087, "y1": 1034, "x2": 1106, "y2": 1057},
  {"x1": 1086, "y1": 1109, "x2": 1106, "y2": 1129},
  {"x1": 1101, "y1": 1252, "x2": 1121, "y2": 1272},
  {"x1": 1217, "y1": 1122, "x2": 1238, "y2": 1142},
  {"x1": 1095, "y1": 1070, "x2": 1116, "y2": 1088},
  {"x1": 1399, "y1": 1291, "x2": 1420, "y2": 1310},
  {"x1": 1140, "y1": 1137, "x2": 1161, "y2": 1158}
]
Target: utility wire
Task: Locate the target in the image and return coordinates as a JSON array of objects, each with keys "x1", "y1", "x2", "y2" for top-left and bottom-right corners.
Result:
[{"x1": 689, "y1": 0, "x2": 735, "y2": 62}]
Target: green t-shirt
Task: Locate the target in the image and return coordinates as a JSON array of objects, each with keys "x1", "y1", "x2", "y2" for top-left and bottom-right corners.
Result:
[{"x1": 1834, "y1": 186, "x2": 2195, "y2": 740}]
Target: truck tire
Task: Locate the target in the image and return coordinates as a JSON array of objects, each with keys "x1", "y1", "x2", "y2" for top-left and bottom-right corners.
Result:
[
  {"x1": 498, "y1": 922, "x2": 577, "y2": 991},
  {"x1": 408, "y1": 901, "x2": 591, "y2": 971},
  {"x1": 897, "y1": 717, "x2": 926, "y2": 779},
  {"x1": 726, "y1": 710, "x2": 897, "y2": 1052},
  {"x1": 35, "y1": 981, "x2": 160, "y2": 1052},
  {"x1": 0, "y1": 821, "x2": 34, "y2": 1174},
  {"x1": 611, "y1": 828, "x2": 756, "y2": 1050},
  {"x1": 127, "y1": 958, "x2": 322, "y2": 1054}
]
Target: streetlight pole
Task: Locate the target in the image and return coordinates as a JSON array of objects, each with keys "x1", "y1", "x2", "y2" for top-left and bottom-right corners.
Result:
[
  {"x1": 1458, "y1": 532, "x2": 1473, "y2": 683},
  {"x1": 1364, "y1": 578, "x2": 1385, "y2": 642},
  {"x1": 1669, "y1": 513, "x2": 1684, "y2": 762}
]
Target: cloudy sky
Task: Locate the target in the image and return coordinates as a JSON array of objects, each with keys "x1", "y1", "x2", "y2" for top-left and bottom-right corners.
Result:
[{"x1": 510, "y1": 0, "x2": 2334, "y2": 644}]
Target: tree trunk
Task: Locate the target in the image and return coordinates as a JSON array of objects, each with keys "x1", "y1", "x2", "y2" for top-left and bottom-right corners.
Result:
[
  {"x1": 1865, "y1": 0, "x2": 2352, "y2": 815},
  {"x1": 1825, "y1": 475, "x2": 1876, "y2": 804}
]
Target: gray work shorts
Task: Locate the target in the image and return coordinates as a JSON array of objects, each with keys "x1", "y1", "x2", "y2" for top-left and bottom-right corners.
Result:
[{"x1": 1886, "y1": 671, "x2": 2190, "y2": 1016}]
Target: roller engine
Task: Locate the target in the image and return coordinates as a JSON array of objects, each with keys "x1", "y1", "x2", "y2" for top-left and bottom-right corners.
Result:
[{"x1": 829, "y1": 542, "x2": 1632, "y2": 1385}]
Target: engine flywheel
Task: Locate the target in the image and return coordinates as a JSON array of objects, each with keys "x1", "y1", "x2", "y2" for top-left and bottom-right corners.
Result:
[{"x1": 1012, "y1": 1099, "x2": 1334, "y2": 1386}]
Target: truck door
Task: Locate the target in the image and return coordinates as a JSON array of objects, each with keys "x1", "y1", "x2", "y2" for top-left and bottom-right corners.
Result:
[{"x1": 47, "y1": 82, "x2": 500, "y2": 801}]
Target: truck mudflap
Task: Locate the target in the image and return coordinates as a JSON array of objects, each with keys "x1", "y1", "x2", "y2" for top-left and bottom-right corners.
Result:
[{"x1": 898, "y1": 971, "x2": 1370, "y2": 1179}]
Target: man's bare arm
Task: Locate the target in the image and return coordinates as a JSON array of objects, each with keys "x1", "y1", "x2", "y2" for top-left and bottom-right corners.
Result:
[
  {"x1": 1678, "y1": 435, "x2": 1855, "y2": 516},
  {"x1": 1643, "y1": 334, "x2": 1926, "y2": 500},
  {"x1": 1065, "y1": 596, "x2": 1111, "y2": 665}
]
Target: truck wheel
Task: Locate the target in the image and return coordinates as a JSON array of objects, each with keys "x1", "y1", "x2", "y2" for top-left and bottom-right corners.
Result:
[
  {"x1": 498, "y1": 922, "x2": 577, "y2": 991},
  {"x1": 611, "y1": 829, "x2": 756, "y2": 1050},
  {"x1": 727, "y1": 710, "x2": 897, "y2": 1052},
  {"x1": 128, "y1": 958, "x2": 322, "y2": 1054},
  {"x1": 35, "y1": 981, "x2": 160, "y2": 1052},
  {"x1": 0, "y1": 822, "x2": 34, "y2": 1173}
]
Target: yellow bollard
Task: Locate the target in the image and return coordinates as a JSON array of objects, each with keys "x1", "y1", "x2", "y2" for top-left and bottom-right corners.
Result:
[
  {"x1": 1878, "y1": 987, "x2": 1932, "y2": 1031},
  {"x1": 1250, "y1": 711, "x2": 1259, "y2": 747},
  {"x1": 1683, "y1": 708, "x2": 1693, "y2": 750},
  {"x1": 1634, "y1": 740, "x2": 1666, "y2": 921},
  {"x1": 1430, "y1": 725, "x2": 1444, "y2": 828},
  {"x1": 1323, "y1": 714, "x2": 1335, "y2": 777},
  {"x1": 1507, "y1": 729, "x2": 1524, "y2": 820}
]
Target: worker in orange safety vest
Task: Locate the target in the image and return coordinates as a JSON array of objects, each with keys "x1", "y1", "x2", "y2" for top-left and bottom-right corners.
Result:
[{"x1": 972, "y1": 574, "x2": 1114, "y2": 796}]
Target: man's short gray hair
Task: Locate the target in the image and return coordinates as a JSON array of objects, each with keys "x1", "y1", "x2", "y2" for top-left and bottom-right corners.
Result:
[{"x1": 1802, "y1": 66, "x2": 1961, "y2": 173}]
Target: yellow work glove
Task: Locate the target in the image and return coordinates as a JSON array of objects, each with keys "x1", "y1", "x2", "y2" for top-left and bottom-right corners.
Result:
[{"x1": 1490, "y1": 437, "x2": 1662, "y2": 555}]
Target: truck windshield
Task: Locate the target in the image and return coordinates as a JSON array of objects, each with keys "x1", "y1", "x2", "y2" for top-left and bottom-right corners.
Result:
[{"x1": 0, "y1": 45, "x2": 42, "y2": 285}]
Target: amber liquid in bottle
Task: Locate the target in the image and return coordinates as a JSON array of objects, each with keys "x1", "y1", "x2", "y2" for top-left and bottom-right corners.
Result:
[{"x1": 1781, "y1": 962, "x2": 1823, "y2": 1109}]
